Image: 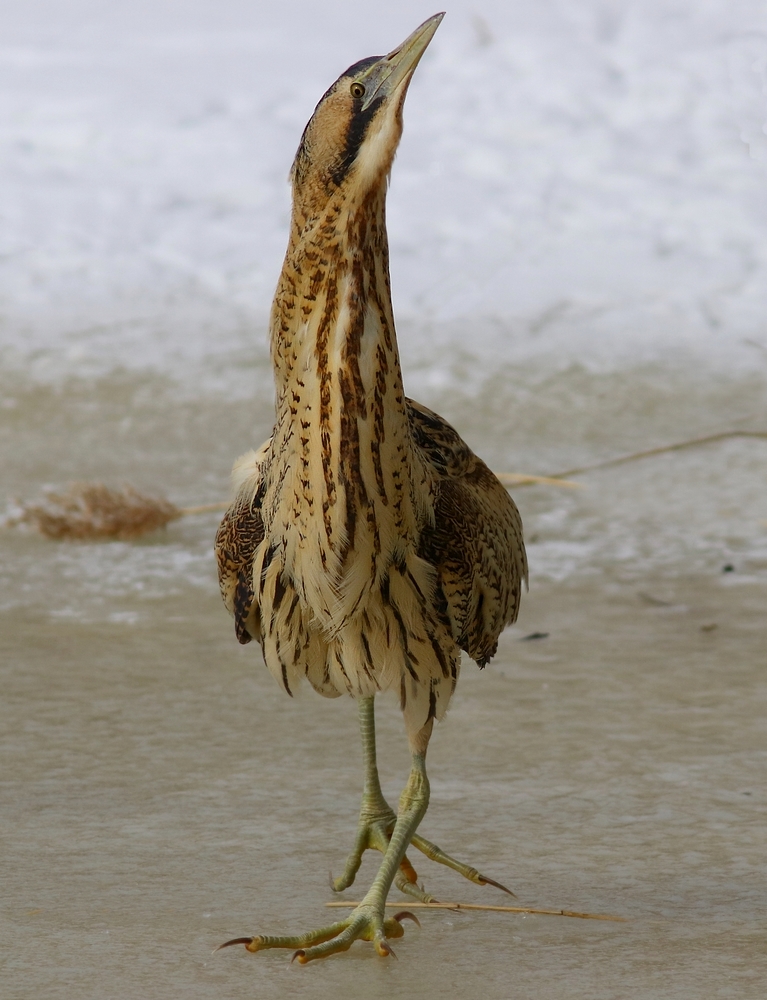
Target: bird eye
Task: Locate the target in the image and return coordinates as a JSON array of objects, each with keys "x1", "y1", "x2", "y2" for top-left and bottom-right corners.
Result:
[{"x1": 350, "y1": 82, "x2": 365, "y2": 99}]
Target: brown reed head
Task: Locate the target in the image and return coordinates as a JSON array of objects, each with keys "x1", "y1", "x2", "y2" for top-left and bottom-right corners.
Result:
[{"x1": 12, "y1": 482, "x2": 182, "y2": 541}]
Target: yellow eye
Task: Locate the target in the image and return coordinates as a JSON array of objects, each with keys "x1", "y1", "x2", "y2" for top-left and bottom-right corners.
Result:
[{"x1": 350, "y1": 82, "x2": 365, "y2": 99}]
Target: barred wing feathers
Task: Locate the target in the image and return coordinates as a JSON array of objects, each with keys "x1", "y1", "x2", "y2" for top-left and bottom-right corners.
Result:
[
  {"x1": 407, "y1": 399, "x2": 527, "y2": 667},
  {"x1": 214, "y1": 442, "x2": 270, "y2": 646}
]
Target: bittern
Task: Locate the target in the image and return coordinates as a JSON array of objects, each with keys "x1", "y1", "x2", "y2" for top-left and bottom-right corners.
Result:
[{"x1": 215, "y1": 13, "x2": 526, "y2": 962}]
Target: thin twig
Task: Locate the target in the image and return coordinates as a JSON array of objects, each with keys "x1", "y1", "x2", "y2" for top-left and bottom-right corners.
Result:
[
  {"x1": 495, "y1": 473, "x2": 582, "y2": 488},
  {"x1": 325, "y1": 900, "x2": 627, "y2": 922},
  {"x1": 548, "y1": 430, "x2": 767, "y2": 481}
]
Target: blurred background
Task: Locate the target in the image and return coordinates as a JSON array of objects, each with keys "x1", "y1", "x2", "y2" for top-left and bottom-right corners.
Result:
[
  {"x1": 2, "y1": 0, "x2": 767, "y2": 581},
  {"x1": 2, "y1": 3, "x2": 766, "y2": 998}
]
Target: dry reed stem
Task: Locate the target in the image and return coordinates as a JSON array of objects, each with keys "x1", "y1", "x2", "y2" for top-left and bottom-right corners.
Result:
[{"x1": 325, "y1": 900, "x2": 627, "y2": 922}]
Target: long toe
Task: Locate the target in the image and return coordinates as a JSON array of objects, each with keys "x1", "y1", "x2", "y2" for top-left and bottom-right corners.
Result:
[
  {"x1": 410, "y1": 832, "x2": 516, "y2": 897},
  {"x1": 394, "y1": 868, "x2": 439, "y2": 903},
  {"x1": 217, "y1": 920, "x2": 352, "y2": 955}
]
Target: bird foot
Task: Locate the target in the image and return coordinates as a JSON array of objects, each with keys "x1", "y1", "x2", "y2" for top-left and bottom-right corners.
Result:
[
  {"x1": 217, "y1": 906, "x2": 419, "y2": 964},
  {"x1": 331, "y1": 803, "x2": 514, "y2": 901},
  {"x1": 331, "y1": 806, "x2": 436, "y2": 900},
  {"x1": 331, "y1": 803, "x2": 398, "y2": 892}
]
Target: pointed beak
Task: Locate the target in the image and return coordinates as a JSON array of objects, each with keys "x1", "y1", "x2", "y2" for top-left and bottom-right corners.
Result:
[{"x1": 360, "y1": 13, "x2": 445, "y2": 111}]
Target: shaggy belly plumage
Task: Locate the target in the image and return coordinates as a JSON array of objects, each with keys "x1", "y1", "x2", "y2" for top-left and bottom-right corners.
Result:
[{"x1": 252, "y1": 533, "x2": 460, "y2": 737}]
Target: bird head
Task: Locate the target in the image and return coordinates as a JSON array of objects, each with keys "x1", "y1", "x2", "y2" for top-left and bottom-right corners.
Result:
[{"x1": 290, "y1": 13, "x2": 444, "y2": 221}]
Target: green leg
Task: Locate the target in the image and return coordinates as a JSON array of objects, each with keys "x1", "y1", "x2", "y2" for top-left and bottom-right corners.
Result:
[
  {"x1": 334, "y1": 697, "x2": 513, "y2": 902},
  {"x1": 332, "y1": 697, "x2": 400, "y2": 892}
]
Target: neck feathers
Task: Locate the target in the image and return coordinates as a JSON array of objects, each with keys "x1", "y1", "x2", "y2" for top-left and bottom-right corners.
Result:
[{"x1": 265, "y1": 183, "x2": 429, "y2": 629}]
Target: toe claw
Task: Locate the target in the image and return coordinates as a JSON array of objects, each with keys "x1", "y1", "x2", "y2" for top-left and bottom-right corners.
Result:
[
  {"x1": 291, "y1": 949, "x2": 307, "y2": 964},
  {"x1": 216, "y1": 936, "x2": 256, "y2": 952},
  {"x1": 392, "y1": 910, "x2": 421, "y2": 928},
  {"x1": 478, "y1": 874, "x2": 516, "y2": 897},
  {"x1": 375, "y1": 938, "x2": 395, "y2": 958}
]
